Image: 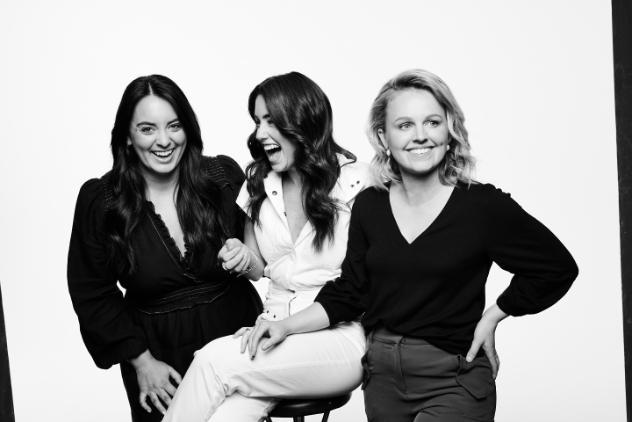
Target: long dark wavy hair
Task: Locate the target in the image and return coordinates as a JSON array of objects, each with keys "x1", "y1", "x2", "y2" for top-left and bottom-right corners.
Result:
[
  {"x1": 105, "y1": 74, "x2": 228, "y2": 275},
  {"x1": 245, "y1": 72, "x2": 355, "y2": 251}
]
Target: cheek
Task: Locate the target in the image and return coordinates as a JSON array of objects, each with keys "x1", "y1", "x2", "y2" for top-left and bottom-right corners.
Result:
[
  {"x1": 175, "y1": 132, "x2": 187, "y2": 145},
  {"x1": 385, "y1": 132, "x2": 405, "y2": 148},
  {"x1": 433, "y1": 127, "x2": 450, "y2": 143},
  {"x1": 129, "y1": 137, "x2": 151, "y2": 153}
]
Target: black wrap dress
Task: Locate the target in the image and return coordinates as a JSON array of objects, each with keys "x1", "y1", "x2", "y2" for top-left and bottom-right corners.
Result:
[{"x1": 67, "y1": 155, "x2": 262, "y2": 421}]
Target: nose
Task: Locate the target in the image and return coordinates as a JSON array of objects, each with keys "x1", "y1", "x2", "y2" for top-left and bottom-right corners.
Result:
[
  {"x1": 156, "y1": 129, "x2": 171, "y2": 148},
  {"x1": 414, "y1": 125, "x2": 428, "y2": 142},
  {"x1": 256, "y1": 123, "x2": 269, "y2": 141}
]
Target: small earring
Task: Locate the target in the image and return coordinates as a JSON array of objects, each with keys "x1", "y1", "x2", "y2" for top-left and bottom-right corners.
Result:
[
  {"x1": 385, "y1": 148, "x2": 391, "y2": 157},
  {"x1": 446, "y1": 144, "x2": 451, "y2": 151}
]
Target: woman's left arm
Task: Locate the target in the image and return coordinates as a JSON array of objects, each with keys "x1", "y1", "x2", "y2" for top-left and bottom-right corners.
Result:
[
  {"x1": 467, "y1": 186, "x2": 579, "y2": 376},
  {"x1": 486, "y1": 187, "x2": 579, "y2": 317}
]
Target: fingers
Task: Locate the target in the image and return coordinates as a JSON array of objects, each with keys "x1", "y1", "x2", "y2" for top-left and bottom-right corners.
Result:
[
  {"x1": 157, "y1": 389, "x2": 172, "y2": 408},
  {"x1": 482, "y1": 343, "x2": 500, "y2": 379},
  {"x1": 232, "y1": 252, "x2": 251, "y2": 274},
  {"x1": 260, "y1": 333, "x2": 282, "y2": 352},
  {"x1": 149, "y1": 391, "x2": 168, "y2": 415},
  {"x1": 217, "y1": 244, "x2": 227, "y2": 260},
  {"x1": 225, "y1": 238, "x2": 242, "y2": 250},
  {"x1": 217, "y1": 238, "x2": 242, "y2": 261},
  {"x1": 465, "y1": 339, "x2": 481, "y2": 363},
  {"x1": 164, "y1": 382, "x2": 177, "y2": 397},
  {"x1": 240, "y1": 328, "x2": 253, "y2": 353},
  {"x1": 233, "y1": 326, "x2": 250, "y2": 338},
  {"x1": 139, "y1": 392, "x2": 152, "y2": 413},
  {"x1": 168, "y1": 367, "x2": 182, "y2": 385},
  {"x1": 247, "y1": 322, "x2": 267, "y2": 359},
  {"x1": 223, "y1": 251, "x2": 249, "y2": 273}
]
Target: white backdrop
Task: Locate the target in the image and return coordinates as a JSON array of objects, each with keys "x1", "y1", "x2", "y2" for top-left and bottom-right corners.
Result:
[{"x1": 0, "y1": 1, "x2": 622, "y2": 421}]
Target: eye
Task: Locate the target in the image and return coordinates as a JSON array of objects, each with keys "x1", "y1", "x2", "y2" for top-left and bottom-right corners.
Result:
[
  {"x1": 425, "y1": 119, "x2": 441, "y2": 128},
  {"x1": 168, "y1": 121, "x2": 182, "y2": 132},
  {"x1": 398, "y1": 121, "x2": 413, "y2": 130},
  {"x1": 139, "y1": 126, "x2": 155, "y2": 135}
]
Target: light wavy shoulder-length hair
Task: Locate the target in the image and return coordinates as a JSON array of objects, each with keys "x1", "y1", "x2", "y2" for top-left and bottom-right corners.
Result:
[{"x1": 368, "y1": 69, "x2": 475, "y2": 189}]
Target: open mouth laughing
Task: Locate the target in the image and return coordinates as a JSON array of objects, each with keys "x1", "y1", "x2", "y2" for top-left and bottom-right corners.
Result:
[{"x1": 262, "y1": 143, "x2": 282, "y2": 157}]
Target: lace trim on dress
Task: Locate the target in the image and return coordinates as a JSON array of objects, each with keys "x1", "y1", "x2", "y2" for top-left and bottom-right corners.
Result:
[{"x1": 144, "y1": 200, "x2": 192, "y2": 268}]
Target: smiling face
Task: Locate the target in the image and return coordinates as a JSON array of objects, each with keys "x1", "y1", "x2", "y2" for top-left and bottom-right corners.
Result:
[
  {"x1": 128, "y1": 95, "x2": 187, "y2": 181},
  {"x1": 379, "y1": 88, "x2": 450, "y2": 180},
  {"x1": 253, "y1": 95, "x2": 297, "y2": 173}
]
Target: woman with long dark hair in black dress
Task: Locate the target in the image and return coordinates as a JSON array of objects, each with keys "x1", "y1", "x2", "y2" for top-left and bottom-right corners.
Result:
[{"x1": 67, "y1": 75, "x2": 262, "y2": 421}]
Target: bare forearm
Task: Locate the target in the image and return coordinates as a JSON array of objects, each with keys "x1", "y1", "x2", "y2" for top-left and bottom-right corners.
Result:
[
  {"x1": 242, "y1": 219, "x2": 265, "y2": 281},
  {"x1": 283, "y1": 302, "x2": 331, "y2": 335},
  {"x1": 242, "y1": 250, "x2": 264, "y2": 280}
]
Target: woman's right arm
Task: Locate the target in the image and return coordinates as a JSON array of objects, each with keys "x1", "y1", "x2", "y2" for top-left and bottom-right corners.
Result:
[
  {"x1": 217, "y1": 219, "x2": 266, "y2": 280},
  {"x1": 67, "y1": 179, "x2": 148, "y2": 369}
]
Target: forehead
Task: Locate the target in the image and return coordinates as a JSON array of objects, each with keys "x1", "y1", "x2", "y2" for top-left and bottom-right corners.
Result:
[
  {"x1": 253, "y1": 95, "x2": 269, "y2": 116},
  {"x1": 131, "y1": 95, "x2": 178, "y2": 122},
  {"x1": 386, "y1": 88, "x2": 445, "y2": 119}
]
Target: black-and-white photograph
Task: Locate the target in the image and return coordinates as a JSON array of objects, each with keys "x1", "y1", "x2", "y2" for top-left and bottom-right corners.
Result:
[{"x1": 1, "y1": 1, "x2": 628, "y2": 421}]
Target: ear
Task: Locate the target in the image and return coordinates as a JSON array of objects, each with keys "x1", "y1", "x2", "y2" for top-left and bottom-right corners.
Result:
[
  {"x1": 377, "y1": 128, "x2": 388, "y2": 150},
  {"x1": 126, "y1": 137, "x2": 132, "y2": 147}
]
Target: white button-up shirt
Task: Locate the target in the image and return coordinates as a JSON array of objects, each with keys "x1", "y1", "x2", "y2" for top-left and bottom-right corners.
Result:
[{"x1": 237, "y1": 156, "x2": 370, "y2": 321}]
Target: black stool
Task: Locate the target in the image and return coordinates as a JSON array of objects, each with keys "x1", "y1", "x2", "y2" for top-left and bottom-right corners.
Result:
[{"x1": 264, "y1": 393, "x2": 351, "y2": 422}]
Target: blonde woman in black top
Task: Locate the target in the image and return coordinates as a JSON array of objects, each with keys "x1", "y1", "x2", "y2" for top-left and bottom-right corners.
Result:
[
  {"x1": 67, "y1": 75, "x2": 261, "y2": 422},
  {"x1": 242, "y1": 69, "x2": 578, "y2": 421}
]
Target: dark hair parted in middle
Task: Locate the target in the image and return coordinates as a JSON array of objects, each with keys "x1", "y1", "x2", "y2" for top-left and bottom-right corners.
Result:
[
  {"x1": 245, "y1": 71, "x2": 355, "y2": 251},
  {"x1": 106, "y1": 74, "x2": 229, "y2": 275}
]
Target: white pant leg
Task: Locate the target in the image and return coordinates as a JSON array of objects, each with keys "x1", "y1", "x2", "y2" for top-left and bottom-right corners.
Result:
[
  {"x1": 209, "y1": 394, "x2": 276, "y2": 422},
  {"x1": 162, "y1": 322, "x2": 365, "y2": 422}
]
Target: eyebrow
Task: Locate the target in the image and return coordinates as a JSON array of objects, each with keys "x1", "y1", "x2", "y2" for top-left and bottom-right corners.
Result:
[
  {"x1": 135, "y1": 118, "x2": 180, "y2": 127},
  {"x1": 393, "y1": 114, "x2": 444, "y2": 121}
]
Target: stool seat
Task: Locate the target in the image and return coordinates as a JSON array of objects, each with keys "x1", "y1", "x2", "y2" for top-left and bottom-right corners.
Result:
[{"x1": 266, "y1": 393, "x2": 351, "y2": 421}]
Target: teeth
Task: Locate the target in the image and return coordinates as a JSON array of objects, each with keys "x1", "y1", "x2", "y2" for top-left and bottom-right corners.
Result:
[
  {"x1": 263, "y1": 144, "x2": 280, "y2": 152},
  {"x1": 153, "y1": 150, "x2": 174, "y2": 157},
  {"x1": 409, "y1": 148, "x2": 431, "y2": 155}
]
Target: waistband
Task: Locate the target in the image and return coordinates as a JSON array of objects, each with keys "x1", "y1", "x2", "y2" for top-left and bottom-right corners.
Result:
[
  {"x1": 370, "y1": 327, "x2": 433, "y2": 345},
  {"x1": 126, "y1": 282, "x2": 231, "y2": 315}
]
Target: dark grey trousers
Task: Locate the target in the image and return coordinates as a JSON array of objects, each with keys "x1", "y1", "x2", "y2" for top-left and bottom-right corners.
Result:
[{"x1": 362, "y1": 328, "x2": 496, "y2": 422}]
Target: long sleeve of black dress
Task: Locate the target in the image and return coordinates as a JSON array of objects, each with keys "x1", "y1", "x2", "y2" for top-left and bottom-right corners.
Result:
[
  {"x1": 67, "y1": 179, "x2": 148, "y2": 369},
  {"x1": 315, "y1": 183, "x2": 579, "y2": 355}
]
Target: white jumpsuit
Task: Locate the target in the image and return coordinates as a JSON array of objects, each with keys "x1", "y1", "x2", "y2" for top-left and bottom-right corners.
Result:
[{"x1": 162, "y1": 157, "x2": 369, "y2": 422}]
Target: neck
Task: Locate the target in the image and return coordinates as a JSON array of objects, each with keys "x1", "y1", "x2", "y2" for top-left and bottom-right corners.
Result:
[
  {"x1": 283, "y1": 167, "x2": 303, "y2": 188},
  {"x1": 398, "y1": 169, "x2": 447, "y2": 205},
  {"x1": 142, "y1": 169, "x2": 179, "y2": 201}
]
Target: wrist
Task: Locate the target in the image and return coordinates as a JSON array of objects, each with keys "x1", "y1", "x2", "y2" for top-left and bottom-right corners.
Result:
[
  {"x1": 484, "y1": 304, "x2": 509, "y2": 324},
  {"x1": 240, "y1": 249, "x2": 262, "y2": 279},
  {"x1": 129, "y1": 349, "x2": 153, "y2": 369}
]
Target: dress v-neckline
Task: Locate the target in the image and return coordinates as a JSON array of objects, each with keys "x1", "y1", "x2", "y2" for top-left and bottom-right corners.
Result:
[
  {"x1": 386, "y1": 186, "x2": 457, "y2": 245},
  {"x1": 145, "y1": 201, "x2": 189, "y2": 264}
]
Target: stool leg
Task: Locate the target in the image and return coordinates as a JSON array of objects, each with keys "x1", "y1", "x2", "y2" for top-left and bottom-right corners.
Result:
[
  {"x1": 322, "y1": 410, "x2": 330, "y2": 422},
  {"x1": 293, "y1": 417, "x2": 305, "y2": 422}
]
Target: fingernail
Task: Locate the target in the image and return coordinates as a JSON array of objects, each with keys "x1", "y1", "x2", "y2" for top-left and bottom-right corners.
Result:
[{"x1": 466, "y1": 356, "x2": 473, "y2": 362}]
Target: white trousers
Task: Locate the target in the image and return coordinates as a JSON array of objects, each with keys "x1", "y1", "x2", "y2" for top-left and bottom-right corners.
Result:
[{"x1": 161, "y1": 322, "x2": 365, "y2": 422}]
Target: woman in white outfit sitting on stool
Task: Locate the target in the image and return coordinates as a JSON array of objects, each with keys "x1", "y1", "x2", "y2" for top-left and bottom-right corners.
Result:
[{"x1": 162, "y1": 71, "x2": 369, "y2": 422}]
